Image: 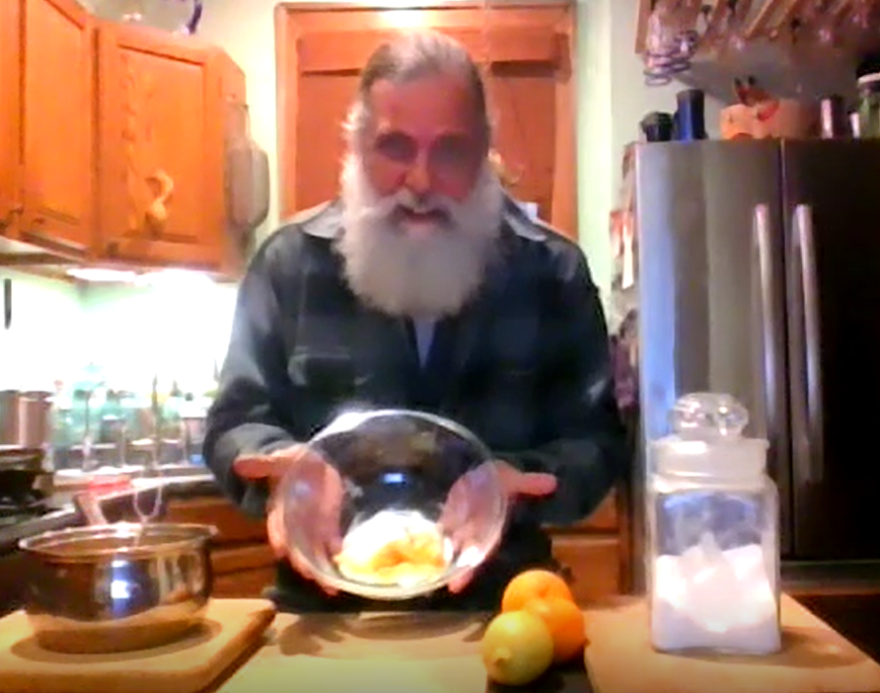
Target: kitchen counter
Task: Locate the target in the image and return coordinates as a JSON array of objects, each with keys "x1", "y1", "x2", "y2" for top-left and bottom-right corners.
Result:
[
  {"x1": 1, "y1": 595, "x2": 878, "y2": 693},
  {"x1": 211, "y1": 594, "x2": 880, "y2": 693},
  {"x1": 215, "y1": 607, "x2": 584, "y2": 693}
]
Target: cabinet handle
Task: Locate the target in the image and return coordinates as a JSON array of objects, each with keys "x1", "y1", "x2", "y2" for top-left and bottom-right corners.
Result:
[
  {"x1": 0, "y1": 204, "x2": 24, "y2": 229},
  {"x1": 145, "y1": 169, "x2": 175, "y2": 235}
]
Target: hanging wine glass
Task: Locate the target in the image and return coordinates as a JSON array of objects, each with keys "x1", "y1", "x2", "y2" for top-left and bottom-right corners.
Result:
[
  {"x1": 717, "y1": 0, "x2": 750, "y2": 70},
  {"x1": 801, "y1": 0, "x2": 837, "y2": 54},
  {"x1": 772, "y1": 17, "x2": 810, "y2": 96},
  {"x1": 90, "y1": 0, "x2": 204, "y2": 36},
  {"x1": 843, "y1": 0, "x2": 880, "y2": 56},
  {"x1": 643, "y1": 1, "x2": 702, "y2": 86}
]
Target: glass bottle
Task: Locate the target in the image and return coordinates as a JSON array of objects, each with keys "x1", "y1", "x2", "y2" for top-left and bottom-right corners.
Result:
[
  {"x1": 646, "y1": 392, "x2": 781, "y2": 655},
  {"x1": 857, "y1": 72, "x2": 880, "y2": 139}
]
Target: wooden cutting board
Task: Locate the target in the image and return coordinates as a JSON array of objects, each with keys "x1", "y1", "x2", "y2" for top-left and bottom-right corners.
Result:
[
  {"x1": 0, "y1": 599, "x2": 276, "y2": 693},
  {"x1": 585, "y1": 594, "x2": 880, "y2": 693}
]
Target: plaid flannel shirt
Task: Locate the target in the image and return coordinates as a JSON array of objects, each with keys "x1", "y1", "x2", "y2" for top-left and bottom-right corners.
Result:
[{"x1": 204, "y1": 196, "x2": 627, "y2": 608}]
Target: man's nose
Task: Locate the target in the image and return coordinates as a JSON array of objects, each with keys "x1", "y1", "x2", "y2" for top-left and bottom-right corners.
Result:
[{"x1": 404, "y1": 153, "x2": 431, "y2": 197}]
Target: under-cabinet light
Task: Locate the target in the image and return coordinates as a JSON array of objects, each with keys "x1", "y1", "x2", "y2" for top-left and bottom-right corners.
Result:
[
  {"x1": 135, "y1": 269, "x2": 214, "y2": 290},
  {"x1": 65, "y1": 267, "x2": 139, "y2": 283},
  {"x1": 65, "y1": 267, "x2": 214, "y2": 287}
]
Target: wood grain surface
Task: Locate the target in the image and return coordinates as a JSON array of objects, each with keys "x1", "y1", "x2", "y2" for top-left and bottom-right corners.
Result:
[
  {"x1": 0, "y1": 599, "x2": 276, "y2": 693},
  {"x1": 585, "y1": 595, "x2": 880, "y2": 693}
]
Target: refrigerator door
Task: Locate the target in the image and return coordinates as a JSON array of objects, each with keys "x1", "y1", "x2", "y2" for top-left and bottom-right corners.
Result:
[
  {"x1": 635, "y1": 141, "x2": 792, "y2": 569},
  {"x1": 782, "y1": 140, "x2": 880, "y2": 560}
]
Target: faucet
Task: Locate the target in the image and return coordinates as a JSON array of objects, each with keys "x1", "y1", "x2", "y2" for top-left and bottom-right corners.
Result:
[
  {"x1": 149, "y1": 374, "x2": 161, "y2": 472},
  {"x1": 80, "y1": 378, "x2": 106, "y2": 473}
]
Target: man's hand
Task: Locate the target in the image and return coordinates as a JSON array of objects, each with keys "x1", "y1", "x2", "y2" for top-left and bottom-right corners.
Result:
[
  {"x1": 233, "y1": 445, "x2": 343, "y2": 595},
  {"x1": 442, "y1": 461, "x2": 557, "y2": 593}
]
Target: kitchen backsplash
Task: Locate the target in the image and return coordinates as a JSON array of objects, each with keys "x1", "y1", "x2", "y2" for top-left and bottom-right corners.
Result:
[{"x1": 0, "y1": 269, "x2": 237, "y2": 394}]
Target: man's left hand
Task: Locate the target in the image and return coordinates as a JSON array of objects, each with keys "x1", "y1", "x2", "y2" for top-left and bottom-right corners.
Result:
[{"x1": 442, "y1": 461, "x2": 556, "y2": 594}]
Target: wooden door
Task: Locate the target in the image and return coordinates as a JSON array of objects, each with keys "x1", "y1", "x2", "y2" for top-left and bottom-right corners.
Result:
[
  {"x1": 18, "y1": 0, "x2": 95, "y2": 256},
  {"x1": 0, "y1": 0, "x2": 22, "y2": 237},
  {"x1": 96, "y1": 23, "x2": 227, "y2": 270},
  {"x1": 275, "y1": 3, "x2": 577, "y2": 240}
]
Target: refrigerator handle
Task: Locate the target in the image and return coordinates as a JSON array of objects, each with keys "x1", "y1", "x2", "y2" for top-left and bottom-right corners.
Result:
[
  {"x1": 752, "y1": 204, "x2": 779, "y2": 442},
  {"x1": 793, "y1": 204, "x2": 825, "y2": 482}
]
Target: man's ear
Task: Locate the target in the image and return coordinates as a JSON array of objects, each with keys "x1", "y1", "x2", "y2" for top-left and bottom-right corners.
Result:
[{"x1": 488, "y1": 148, "x2": 519, "y2": 190}]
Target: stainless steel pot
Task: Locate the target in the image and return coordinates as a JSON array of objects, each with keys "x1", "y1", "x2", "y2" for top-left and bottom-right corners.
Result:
[
  {"x1": 19, "y1": 522, "x2": 217, "y2": 653},
  {"x1": 0, "y1": 390, "x2": 53, "y2": 448}
]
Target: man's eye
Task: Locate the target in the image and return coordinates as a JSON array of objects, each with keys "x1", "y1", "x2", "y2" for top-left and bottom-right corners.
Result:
[
  {"x1": 432, "y1": 139, "x2": 477, "y2": 170},
  {"x1": 375, "y1": 134, "x2": 415, "y2": 162}
]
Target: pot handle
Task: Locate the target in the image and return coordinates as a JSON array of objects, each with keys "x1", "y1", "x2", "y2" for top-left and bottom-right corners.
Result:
[{"x1": 74, "y1": 492, "x2": 109, "y2": 526}]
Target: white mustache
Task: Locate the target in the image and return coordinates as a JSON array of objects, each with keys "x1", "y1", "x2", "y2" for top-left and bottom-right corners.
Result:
[
  {"x1": 395, "y1": 189, "x2": 452, "y2": 216},
  {"x1": 357, "y1": 188, "x2": 455, "y2": 226}
]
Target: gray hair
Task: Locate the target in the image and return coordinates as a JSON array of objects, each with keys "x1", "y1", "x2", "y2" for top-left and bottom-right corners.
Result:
[{"x1": 343, "y1": 30, "x2": 492, "y2": 150}]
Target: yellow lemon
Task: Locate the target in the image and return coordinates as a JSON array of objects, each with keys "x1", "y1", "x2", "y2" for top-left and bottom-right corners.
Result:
[{"x1": 481, "y1": 610, "x2": 554, "y2": 686}]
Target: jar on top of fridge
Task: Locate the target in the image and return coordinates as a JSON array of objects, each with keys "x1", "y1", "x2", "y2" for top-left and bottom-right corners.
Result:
[{"x1": 857, "y1": 72, "x2": 880, "y2": 138}]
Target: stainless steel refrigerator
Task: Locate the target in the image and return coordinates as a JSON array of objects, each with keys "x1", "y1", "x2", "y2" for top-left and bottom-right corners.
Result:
[{"x1": 617, "y1": 139, "x2": 880, "y2": 591}]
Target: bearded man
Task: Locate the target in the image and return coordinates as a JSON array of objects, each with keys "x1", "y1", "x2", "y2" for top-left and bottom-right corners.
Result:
[{"x1": 204, "y1": 29, "x2": 627, "y2": 612}]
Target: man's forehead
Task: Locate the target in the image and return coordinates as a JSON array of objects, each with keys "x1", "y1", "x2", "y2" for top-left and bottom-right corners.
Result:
[{"x1": 367, "y1": 74, "x2": 480, "y2": 139}]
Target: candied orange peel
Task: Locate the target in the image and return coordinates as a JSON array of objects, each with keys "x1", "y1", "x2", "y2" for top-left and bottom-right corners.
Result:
[{"x1": 334, "y1": 529, "x2": 448, "y2": 585}]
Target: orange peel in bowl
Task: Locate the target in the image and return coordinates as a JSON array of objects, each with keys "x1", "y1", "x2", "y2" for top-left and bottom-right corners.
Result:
[{"x1": 332, "y1": 510, "x2": 452, "y2": 587}]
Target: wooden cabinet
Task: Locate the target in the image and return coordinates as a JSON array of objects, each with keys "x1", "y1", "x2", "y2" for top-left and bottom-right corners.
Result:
[
  {"x1": 548, "y1": 488, "x2": 630, "y2": 604},
  {"x1": 0, "y1": 0, "x2": 22, "y2": 238},
  {"x1": 22, "y1": 0, "x2": 95, "y2": 256},
  {"x1": 96, "y1": 23, "x2": 243, "y2": 271},
  {"x1": 0, "y1": 2, "x2": 248, "y2": 276},
  {"x1": 162, "y1": 496, "x2": 276, "y2": 599},
  {"x1": 0, "y1": 0, "x2": 93, "y2": 250}
]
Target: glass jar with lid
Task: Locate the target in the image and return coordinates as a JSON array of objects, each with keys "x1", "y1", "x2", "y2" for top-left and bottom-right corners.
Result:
[
  {"x1": 646, "y1": 392, "x2": 781, "y2": 655},
  {"x1": 857, "y1": 72, "x2": 880, "y2": 139}
]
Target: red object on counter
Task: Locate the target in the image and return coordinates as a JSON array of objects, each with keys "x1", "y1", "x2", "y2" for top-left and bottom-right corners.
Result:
[{"x1": 87, "y1": 475, "x2": 133, "y2": 495}]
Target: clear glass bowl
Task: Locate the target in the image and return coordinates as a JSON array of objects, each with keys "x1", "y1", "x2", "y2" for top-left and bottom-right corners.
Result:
[{"x1": 278, "y1": 409, "x2": 509, "y2": 600}]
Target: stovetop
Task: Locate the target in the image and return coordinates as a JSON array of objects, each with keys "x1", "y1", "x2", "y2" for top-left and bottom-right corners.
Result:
[
  {"x1": 0, "y1": 488, "x2": 77, "y2": 552},
  {"x1": 0, "y1": 498, "x2": 52, "y2": 529}
]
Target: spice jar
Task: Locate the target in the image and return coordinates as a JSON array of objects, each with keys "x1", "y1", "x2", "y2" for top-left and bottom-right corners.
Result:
[
  {"x1": 857, "y1": 72, "x2": 880, "y2": 139},
  {"x1": 646, "y1": 392, "x2": 781, "y2": 655}
]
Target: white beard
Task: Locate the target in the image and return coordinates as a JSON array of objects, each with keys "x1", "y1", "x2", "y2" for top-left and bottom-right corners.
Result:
[{"x1": 336, "y1": 152, "x2": 504, "y2": 319}]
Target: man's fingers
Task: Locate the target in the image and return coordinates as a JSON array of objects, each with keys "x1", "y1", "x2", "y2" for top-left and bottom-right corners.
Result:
[
  {"x1": 233, "y1": 454, "x2": 285, "y2": 480},
  {"x1": 448, "y1": 569, "x2": 474, "y2": 594},
  {"x1": 266, "y1": 507, "x2": 288, "y2": 559},
  {"x1": 233, "y1": 447, "x2": 314, "y2": 480},
  {"x1": 326, "y1": 531, "x2": 343, "y2": 557},
  {"x1": 506, "y1": 471, "x2": 557, "y2": 497},
  {"x1": 289, "y1": 550, "x2": 315, "y2": 581}
]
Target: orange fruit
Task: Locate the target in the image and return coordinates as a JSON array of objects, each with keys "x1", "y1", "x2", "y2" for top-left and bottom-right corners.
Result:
[
  {"x1": 501, "y1": 569, "x2": 575, "y2": 613},
  {"x1": 523, "y1": 596, "x2": 588, "y2": 663}
]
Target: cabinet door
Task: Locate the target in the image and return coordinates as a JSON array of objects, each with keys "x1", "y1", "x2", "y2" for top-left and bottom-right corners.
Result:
[
  {"x1": 96, "y1": 24, "x2": 226, "y2": 270},
  {"x1": 19, "y1": 0, "x2": 95, "y2": 256},
  {"x1": 0, "y1": 0, "x2": 22, "y2": 237}
]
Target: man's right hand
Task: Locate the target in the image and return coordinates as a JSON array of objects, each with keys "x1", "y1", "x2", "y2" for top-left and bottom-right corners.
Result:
[{"x1": 233, "y1": 445, "x2": 344, "y2": 595}]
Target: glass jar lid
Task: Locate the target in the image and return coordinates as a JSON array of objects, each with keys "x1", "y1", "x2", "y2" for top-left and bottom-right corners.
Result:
[{"x1": 651, "y1": 393, "x2": 768, "y2": 479}]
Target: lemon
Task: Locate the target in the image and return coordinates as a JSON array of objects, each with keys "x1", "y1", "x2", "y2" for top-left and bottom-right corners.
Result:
[{"x1": 481, "y1": 610, "x2": 554, "y2": 686}]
